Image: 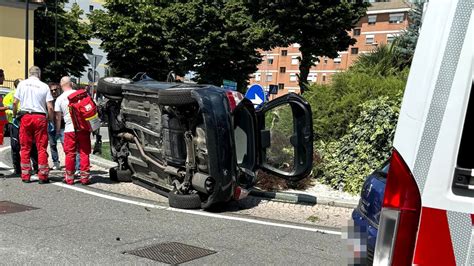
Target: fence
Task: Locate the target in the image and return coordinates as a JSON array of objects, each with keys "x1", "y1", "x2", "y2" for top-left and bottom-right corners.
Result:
[{"x1": 2, "y1": 79, "x2": 16, "y2": 89}]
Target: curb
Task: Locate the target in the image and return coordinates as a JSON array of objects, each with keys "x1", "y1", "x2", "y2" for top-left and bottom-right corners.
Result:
[
  {"x1": 248, "y1": 189, "x2": 358, "y2": 209},
  {"x1": 90, "y1": 154, "x2": 116, "y2": 170},
  {"x1": 88, "y1": 153, "x2": 358, "y2": 209}
]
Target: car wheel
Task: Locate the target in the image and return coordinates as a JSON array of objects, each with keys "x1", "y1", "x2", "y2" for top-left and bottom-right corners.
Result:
[
  {"x1": 109, "y1": 167, "x2": 132, "y2": 182},
  {"x1": 97, "y1": 77, "x2": 132, "y2": 96},
  {"x1": 168, "y1": 191, "x2": 202, "y2": 209},
  {"x1": 157, "y1": 87, "x2": 199, "y2": 105}
]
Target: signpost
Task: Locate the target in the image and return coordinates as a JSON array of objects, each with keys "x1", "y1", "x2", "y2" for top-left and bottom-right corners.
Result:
[
  {"x1": 223, "y1": 79, "x2": 237, "y2": 91},
  {"x1": 85, "y1": 53, "x2": 103, "y2": 100},
  {"x1": 245, "y1": 84, "x2": 266, "y2": 109}
]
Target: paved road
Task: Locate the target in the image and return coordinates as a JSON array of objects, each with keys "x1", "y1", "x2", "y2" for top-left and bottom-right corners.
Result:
[
  {"x1": 0, "y1": 177, "x2": 347, "y2": 264},
  {"x1": 0, "y1": 133, "x2": 352, "y2": 264}
]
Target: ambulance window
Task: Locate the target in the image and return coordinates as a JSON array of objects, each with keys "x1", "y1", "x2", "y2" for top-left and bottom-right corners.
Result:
[{"x1": 456, "y1": 81, "x2": 474, "y2": 168}]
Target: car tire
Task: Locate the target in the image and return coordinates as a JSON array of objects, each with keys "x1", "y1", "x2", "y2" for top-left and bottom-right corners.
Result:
[
  {"x1": 168, "y1": 191, "x2": 202, "y2": 209},
  {"x1": 109, "y1": 167, "x2": 132, "y2": 182},
  {"x1": 157, "y1": 87, "x2": 199, "y2": 105},
  {"x1": 97, "y1": 77, "x2": 132, "y2": 96}
]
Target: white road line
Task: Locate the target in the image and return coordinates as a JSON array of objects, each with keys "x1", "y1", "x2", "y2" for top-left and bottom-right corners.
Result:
[
  {"x1": 53, "y1": 182, "x2": 342, "y2": 236},
  {"x1": 1, "y1": 145, "x2": 341, "y2": 235}
]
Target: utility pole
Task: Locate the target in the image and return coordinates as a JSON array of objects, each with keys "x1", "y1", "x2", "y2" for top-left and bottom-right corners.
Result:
[{"x1": 25, "y1": 0, "x2": 29, "y2": 79}]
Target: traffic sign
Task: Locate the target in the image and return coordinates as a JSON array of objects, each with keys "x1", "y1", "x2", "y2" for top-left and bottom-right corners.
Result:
[
  {"x1": 245, "y1": 84, "x2": 266, "y2": 109},
  {"x1": 85, "y1": 53, "x2": 103, "y2": 70},
  {"x1": 223, "y1": 79, "x2": 237, "y2": 91}
]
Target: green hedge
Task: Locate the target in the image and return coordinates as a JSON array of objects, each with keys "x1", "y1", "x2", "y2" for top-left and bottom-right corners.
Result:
[{"x1": 315, "y1": 95, "x2": 401, "y2": 193}]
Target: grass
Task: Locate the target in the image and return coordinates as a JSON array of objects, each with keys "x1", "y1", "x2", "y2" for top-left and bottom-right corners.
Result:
[
  {"x1": 98, "y1": 142, "x2": 113, "y2": 161},
  {"x1": 306, "y1": 215, "x2": 321, "y2": 223}
]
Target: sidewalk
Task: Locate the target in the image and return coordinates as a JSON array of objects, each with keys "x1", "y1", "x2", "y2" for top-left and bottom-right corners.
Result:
[{"x1": 89, "y1": 147, "x2": 359, "y2": 209}]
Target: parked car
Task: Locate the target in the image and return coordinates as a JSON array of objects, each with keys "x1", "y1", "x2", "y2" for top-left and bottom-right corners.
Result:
[
  {"x1": 97, "y1": 76, "x2": 313, "y2": 209},
  {"x1": 351, "y1": 161, "x2": 389, "y2": 264}
]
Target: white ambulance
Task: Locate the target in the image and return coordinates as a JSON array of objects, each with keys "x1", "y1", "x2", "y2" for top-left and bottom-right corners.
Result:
[{"x1": 373, "y1": 0, "x2": 473, "y2": 265}]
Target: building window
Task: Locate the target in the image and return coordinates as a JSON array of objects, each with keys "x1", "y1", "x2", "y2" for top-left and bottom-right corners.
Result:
[
  {"x1": 266, "y1": 73, "x2": 273, "y2": 82},
  {"x1": 290, "y1": 73, "x2": 297, "y2": 82},
  {"x1": 255, "y1": 73, "x2": 261, "y2": 81},
  {"x1": 279, "y1": 67, "x2": 286, "y2": 73},
  {"x1": 281, "y1": 50, "x2": 288, "y2": 56},
  {"x1": 322, "y1": 75, "x2": 326, "y2": 82},
  {"x1": 89, "y1": 5, "x2": 94, "y2": 12},
  {"x1": 334, "y1": 55, "x2": 342, "y2": 64},
  {"x1": 351, "y1": 47, "x2": 359, "y2": 55},
  {"x1": 366, "y1": 34, "x2": 375, "y2": 44},
  {"x1": 387, "y1": 34, "x2": 397, "y2": 44},
  {"x1": 278, "y1": 83, "x2": 284, "y2": 90},
  {"x1": 291, "y1": 56, "x2": 299, "y2": 65},
  {"x1": 389, "y1": 13, "x2": 404, "y2": 24},
  {"x1": 353, "y1": 28, "x2": 361, "y2": 36},
  {"x1": 324, "y1": 57, "x2": 328, "y2": 64},
  {"x1": 368, "y1": 15, "x2": 377, "y2": 25},
  {"x1": 267, "y1": 57, "x2": 274, "y2": 65},
  {"x1": 307, "y1": 73, "x2": 317, "y2": 83}
]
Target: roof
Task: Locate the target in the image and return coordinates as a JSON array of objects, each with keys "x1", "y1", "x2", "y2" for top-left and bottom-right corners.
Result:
[{"x1": 368, "y1": 0, "x2": 412, "y2": 13}]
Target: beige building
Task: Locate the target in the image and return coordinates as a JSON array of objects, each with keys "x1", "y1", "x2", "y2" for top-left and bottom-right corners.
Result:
[{"x1": 249, "y1": 0, "x2": 411, "y2": 97}]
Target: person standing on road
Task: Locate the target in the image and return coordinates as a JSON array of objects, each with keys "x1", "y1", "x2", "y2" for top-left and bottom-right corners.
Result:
[
  {"x1": 12, "y1": 66, "x2": 54, "y2": 183},
  {"x1": 55, "y1": 76, "x2": 91, "y2": 185},
  {"x1": 48, "y1": 83, "x2": 63, "y2": 170},
  {"x1": 4, "y1": 79, "x2": 39, "y2": 175}
]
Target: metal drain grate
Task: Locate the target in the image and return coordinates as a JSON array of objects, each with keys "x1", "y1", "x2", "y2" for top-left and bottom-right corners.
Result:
[
  {"x1": 0, "y1": 201, "x2": 38, "y2": 215},
  {"x1": 125, "y1": 242, "x2": 216, "y2": 264}
]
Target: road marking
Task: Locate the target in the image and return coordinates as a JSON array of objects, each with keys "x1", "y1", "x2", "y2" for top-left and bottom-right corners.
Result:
[
  {"x1": 53, "y1": 182, "x2": 342, "y2": 236},
  {"x1": 1, "y1": 145, "x2": 342, "y2": 235}
]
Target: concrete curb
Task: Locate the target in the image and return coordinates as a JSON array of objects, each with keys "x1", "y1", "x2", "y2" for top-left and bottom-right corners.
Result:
[
  {"x1": 90, "y1": 154, "x2": 116, "y2": 170},
  {"x1": 248, "y1": 189, "x2": 358, "y2": 209},
  {"x1": 89, "y1": 154, "x2": 358, "y2": 209}
]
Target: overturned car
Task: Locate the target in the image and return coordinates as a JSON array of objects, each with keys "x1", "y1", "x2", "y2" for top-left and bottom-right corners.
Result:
[{"x1": 97, "y1": 76, "x2": 313, "y2": 209}]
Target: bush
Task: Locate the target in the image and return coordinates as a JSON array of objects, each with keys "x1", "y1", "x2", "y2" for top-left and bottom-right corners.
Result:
[
  {"x1": 316, "y1": 95, "x2": 401, "y2": 194},
  {"x1": 304, "y1": 69, "x2": 407, "y2": 141}
]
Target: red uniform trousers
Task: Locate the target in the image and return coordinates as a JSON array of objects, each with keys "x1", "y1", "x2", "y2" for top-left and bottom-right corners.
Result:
[
  {"x1": 19, "y1": 114, "x2": 49, "y2": 181},
  {"x1": 64, "y1": 131, "x2": 91, "y2": 180}
]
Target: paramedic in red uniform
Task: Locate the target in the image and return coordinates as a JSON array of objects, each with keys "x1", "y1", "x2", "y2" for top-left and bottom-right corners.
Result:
[
  {"x1": 55, "y1": 76, "x2": 91, "y2": 185},
  {"x1": 12, "y1": 66, "x2": 54, "y2": 183}
]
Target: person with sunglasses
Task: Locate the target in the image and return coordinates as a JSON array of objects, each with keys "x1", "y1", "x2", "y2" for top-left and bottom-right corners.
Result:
[{"x1": 48, "y1": 83, "x2": 63, "y2": 170}]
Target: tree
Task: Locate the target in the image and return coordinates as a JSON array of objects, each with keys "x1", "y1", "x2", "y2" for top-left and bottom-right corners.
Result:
[
  {"x1": 393, "y1": 1, "x2": 424, "y2": 68},
  {"x1": 89, "y1": 2, "x2": 173, "y2": 80},
  {"x1": 245, "y1": 1, "x2": 368, "y2": 93},
  {"x1": 161, "y1": 0, "x2": 268, "y2": 90},
  {"x1": 34, "y1": 1, "x2": 92, "y2": 82},
  {"x1": 90, "y1": 0, "x2": 268, "y2": 91}
]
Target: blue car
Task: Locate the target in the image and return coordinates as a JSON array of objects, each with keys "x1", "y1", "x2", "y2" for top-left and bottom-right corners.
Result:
[{"x1": 351, "y1": 161, "x2": 389, "y2": 263}]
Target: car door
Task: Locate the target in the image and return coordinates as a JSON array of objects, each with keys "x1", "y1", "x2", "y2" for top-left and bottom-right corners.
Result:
[{"x1": 255, "y1": 93, "x2": 313, "y2": 181}]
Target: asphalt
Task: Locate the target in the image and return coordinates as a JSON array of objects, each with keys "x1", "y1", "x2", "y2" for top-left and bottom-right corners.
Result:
[{"x1": 0, "y1": 177, "x2": 347, "y2": 265}]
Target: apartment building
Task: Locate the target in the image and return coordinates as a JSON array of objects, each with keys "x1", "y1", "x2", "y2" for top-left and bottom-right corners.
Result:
[{"x1": 249, "y1": 0, "x2": 411, "y2": 96}]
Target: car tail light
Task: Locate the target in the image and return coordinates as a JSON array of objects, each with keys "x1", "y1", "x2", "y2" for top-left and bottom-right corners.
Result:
[
  {"x1": 225, "y1": 90, "x2": 244, "y2": 112},
  {"x1": 374, "y1": 149, "x2": 421, "y2": 265}
]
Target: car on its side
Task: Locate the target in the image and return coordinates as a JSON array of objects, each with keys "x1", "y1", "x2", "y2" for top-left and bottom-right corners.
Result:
[
  {"x1": 97, "y1": 76, "x2": 314, "y2": 209},
  {"x1": 351, "y1": 161, "x2": 389, "y2": 263}
]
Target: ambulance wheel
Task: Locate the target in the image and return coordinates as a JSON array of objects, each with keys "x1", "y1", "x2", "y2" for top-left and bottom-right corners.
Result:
[
  {"x1": 97, "y1": 77, "x2": 132, "y2": 96},
  {"x1": 156, "y1": 86, "x2": 199, "y2": 106},
  {"x1": 109, "y1": 167, "x2": 132, "y2": 182}
]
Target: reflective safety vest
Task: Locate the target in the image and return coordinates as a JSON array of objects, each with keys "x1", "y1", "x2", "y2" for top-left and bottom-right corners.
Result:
[{"x1": 2, "y1": 89, "x2": 18, "y2": 123}]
